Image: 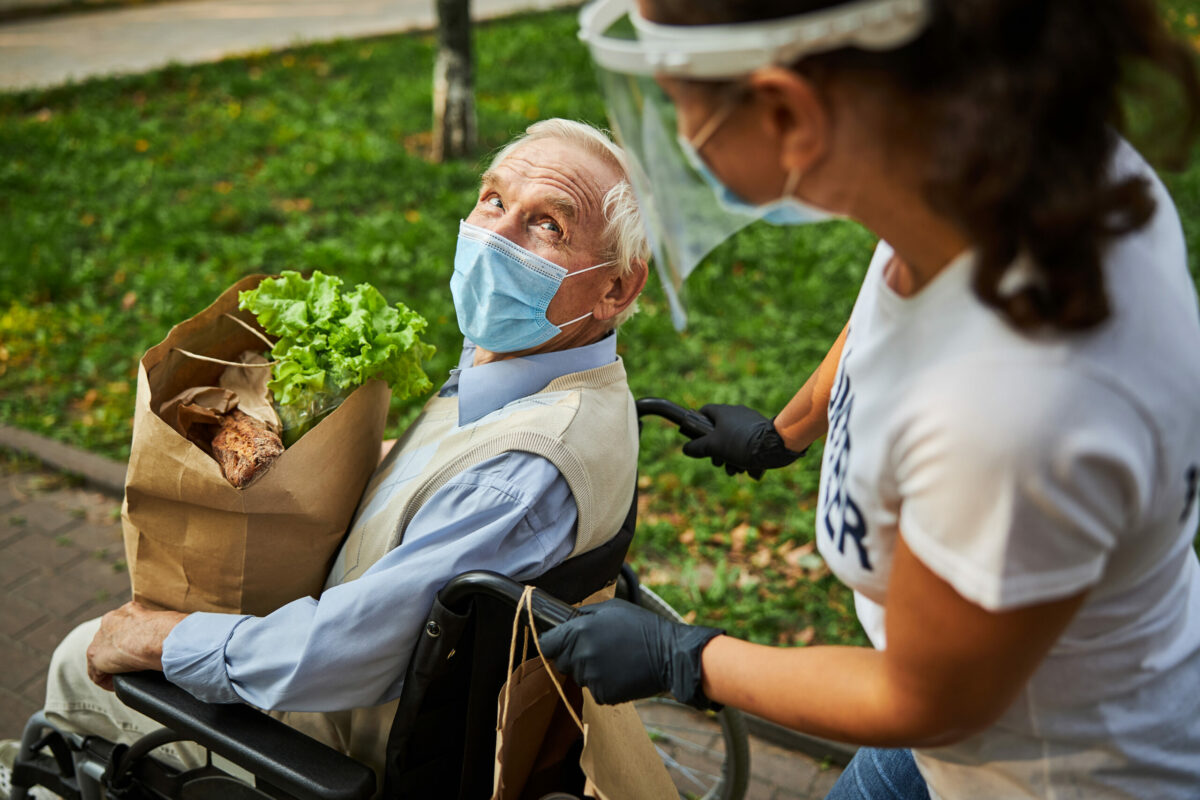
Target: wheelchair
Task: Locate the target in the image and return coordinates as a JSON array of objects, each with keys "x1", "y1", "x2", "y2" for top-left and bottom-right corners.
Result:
[{"x1": 10, "y1": 400, "x2": 752, "y2": 800}]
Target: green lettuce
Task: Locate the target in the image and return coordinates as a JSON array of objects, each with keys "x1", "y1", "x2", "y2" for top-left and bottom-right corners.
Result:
[{"x1": 238, "y1": 271, "x2": 436, "y2": 444}]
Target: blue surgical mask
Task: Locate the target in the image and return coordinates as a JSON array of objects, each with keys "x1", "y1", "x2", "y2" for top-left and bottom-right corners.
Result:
[
  {"x1": 451, "y1": 220, "x2": 613, "y2": 353},
  {"x1": 678, "y1": 135, "x2": 831, "y2": 226},
  {"x1": 676, "y1": 89, "x2": 835, "y2": 227}
]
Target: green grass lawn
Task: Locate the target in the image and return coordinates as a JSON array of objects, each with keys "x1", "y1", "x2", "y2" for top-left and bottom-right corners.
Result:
[{"x1": 3, "y1": 5, "x2": 1200, "y2": 647}]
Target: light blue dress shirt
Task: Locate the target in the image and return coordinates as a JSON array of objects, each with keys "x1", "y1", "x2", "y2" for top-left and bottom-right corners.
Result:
[{"x1": 162, "y1": 335, "x2": 619, "y2": 711}]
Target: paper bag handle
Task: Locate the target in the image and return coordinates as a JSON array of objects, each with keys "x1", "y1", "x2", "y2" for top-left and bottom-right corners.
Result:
[
  {"x1": 498, "y1": 585, "x2": 586, "y2": 737},
  {"x1": 171, "y1": 314, "x2": 279, "y2": 367}
]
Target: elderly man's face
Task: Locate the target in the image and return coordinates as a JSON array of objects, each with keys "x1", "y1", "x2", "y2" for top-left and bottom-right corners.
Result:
[{"x1": 465, "y1": 138, "x2": 630, "y2": 360}]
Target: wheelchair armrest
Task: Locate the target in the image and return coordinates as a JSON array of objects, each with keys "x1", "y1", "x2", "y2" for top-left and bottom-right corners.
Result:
[{"x1": 112, "y1": 672, "x2": 375, "y2": 800}]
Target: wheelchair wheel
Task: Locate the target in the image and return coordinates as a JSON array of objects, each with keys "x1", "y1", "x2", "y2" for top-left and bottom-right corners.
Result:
[{"x1": 632, "y1": 585, "x2": 751, "y2": 800}]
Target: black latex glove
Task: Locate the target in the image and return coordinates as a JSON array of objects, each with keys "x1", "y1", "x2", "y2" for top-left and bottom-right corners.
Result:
[
  {"x1": 539, "y1": 599, "x2": 724, "y2": 708},
  {"x1": 681, "y1": 404, "x2": 806, "y2": 479}
]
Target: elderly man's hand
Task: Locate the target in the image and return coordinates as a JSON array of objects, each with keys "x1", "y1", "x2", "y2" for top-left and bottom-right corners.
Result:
[{"x1": 86, "y1": 602, "x2": 187, "y2": 691}]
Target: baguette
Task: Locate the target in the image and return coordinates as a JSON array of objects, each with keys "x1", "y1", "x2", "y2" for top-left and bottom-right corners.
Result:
[{"x1": 212, "y1": 409, "x2": 284, "y2": 488}]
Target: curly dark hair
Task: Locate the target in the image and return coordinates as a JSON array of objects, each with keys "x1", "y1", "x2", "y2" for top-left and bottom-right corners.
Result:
[{"x1": 646, "y1": 0, "x2": 1200, "y2": 331}]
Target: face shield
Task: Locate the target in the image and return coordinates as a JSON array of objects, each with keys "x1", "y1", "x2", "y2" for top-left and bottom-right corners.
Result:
[{"x1": 578, "y1": 0, "x2": 931, "y2": 328}]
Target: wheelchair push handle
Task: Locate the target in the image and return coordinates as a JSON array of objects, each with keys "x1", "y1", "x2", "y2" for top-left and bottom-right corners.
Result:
[
  {"x1": 438, "y1": 571, "x2": 577, "y2": 630},
  {"x1": 635, "y1": 397, "x2": 715, "y2": 440}
]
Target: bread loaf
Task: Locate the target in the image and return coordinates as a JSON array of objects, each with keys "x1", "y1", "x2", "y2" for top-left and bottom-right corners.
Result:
[{"x1": 212, "y1": 409, "x2": 284, "y2": 488}]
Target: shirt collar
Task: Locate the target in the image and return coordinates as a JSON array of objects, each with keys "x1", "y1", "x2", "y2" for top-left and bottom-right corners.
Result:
[{"x1": 440, "y1": 335, "x2": 619, "y2": 426}]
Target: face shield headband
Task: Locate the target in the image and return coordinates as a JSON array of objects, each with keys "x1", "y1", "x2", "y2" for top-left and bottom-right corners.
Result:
[
  {"x1": 579, "y1": 0, "x2": 931, "y2": 80},
  {"x1": 577, "y1": 0, "x2": 932, "y2": 329}
]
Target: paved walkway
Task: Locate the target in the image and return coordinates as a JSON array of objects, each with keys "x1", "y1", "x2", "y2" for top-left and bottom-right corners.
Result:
[
  {"x1": 0, "y1": 458, "x2": 129, "y2": 737},
  {"x1": 0, "y1": 0, "x2": 580, "y2": 91}
]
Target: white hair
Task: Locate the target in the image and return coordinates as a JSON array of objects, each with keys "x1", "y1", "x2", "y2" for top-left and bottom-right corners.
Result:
[{"x1": 489, "y1": 119, "x2": 650, "y2": 328}]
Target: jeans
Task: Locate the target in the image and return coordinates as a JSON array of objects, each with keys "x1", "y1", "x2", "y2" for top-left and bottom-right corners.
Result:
[{"x1": 825, "y1": 747, "x2": 931, "y2": 800}]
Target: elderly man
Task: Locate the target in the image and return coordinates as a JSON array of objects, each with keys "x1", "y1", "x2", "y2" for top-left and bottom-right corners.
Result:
[{"x1": 33, "y1": 118, "x2": 649, "y2": 782}]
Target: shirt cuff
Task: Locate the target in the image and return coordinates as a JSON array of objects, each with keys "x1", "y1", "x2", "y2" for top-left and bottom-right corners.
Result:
[{"x1": 162, "y1": 612, "x2": 253, "y2": 704}]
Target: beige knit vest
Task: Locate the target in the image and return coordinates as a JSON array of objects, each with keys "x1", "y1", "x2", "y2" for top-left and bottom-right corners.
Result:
[
  {"x1": 327, "y1": 358, "x2": 637, "y2": 587},
  {"x1": 272, "y1": 359, "x2": 638, "y2": 792}
]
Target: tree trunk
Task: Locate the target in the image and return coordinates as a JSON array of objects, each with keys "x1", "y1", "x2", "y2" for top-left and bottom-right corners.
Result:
[{"x1": 432, "y1": 0, "x2": 476, "y2": 162}]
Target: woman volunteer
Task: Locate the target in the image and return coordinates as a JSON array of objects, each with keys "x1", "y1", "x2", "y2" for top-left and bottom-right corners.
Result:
[{"x1": 539, "y1": 0, "x2": 1200, "y2": 797}]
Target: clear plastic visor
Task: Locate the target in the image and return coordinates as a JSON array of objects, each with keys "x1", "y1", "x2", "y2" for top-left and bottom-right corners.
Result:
[
  {"x1": 594, "y1": 64, "x2": 758, "y2": 329},
  {"x1": 580, "y1": 0, "x2": 931, "y2": 328}
]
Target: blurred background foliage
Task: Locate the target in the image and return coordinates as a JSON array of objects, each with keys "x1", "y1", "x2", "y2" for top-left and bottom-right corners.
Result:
[{"x1": 3, "y1": 3, "x2": 1200, "y2": 646}]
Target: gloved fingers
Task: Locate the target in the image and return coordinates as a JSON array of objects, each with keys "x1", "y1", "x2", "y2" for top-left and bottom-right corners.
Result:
[
  {"x1": 697, "y1": 403, "x2": 733, "y2": 421},
  {"x1": 536, "y1": 601, "x2": 665, "y2": 706},
  {"x1": 724, "y1": 463, "x2": 745, "y2": 476},
  {"x1": 700, "y1": 403, "x2": 766, "y2": 427},
  {"x1": 748, "y1": 467, "x2": 765, "y2": 481},
  {"x1": 538, "y1": 621, "x2": 571, "y2": 661},
  {"x1": 681, "y1": 437, "x2": 711, "y2": 460}
]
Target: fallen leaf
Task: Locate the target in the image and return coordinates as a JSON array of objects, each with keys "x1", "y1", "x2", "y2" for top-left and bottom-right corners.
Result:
[
  {"x1": 678, "y1": 528, "x2": 695, "y2": 546},
  {"x1": 790, "y1": 626, "x2": 815, "y2": 646},
  {"x1": 730, "y1": 522, "x2": 752, "y2": 555},
  {"x1": 76, "y1": 388, "x2": 99, "y2": 411},
  {"x1": 404, "y1": 209, "x2": 421, "y2": 223},
  {"x1": 782, "y1": 540, "x2": 815, "y2": 568},
  {"x1": 276, "y1": 197, "x2": 312, "y2": 213},
  {"x1": 735, "y1": 570, "x2": 759, "y2": 590},
  {"x1": 641, "y1": 567, "x2": 673, "y2": 586},
  {"x1": 134, "y1": 139, "x2": 150, "y2": 152},
  {"x1": 121, "y1": 291, "x2": 138, "y2": 310}
]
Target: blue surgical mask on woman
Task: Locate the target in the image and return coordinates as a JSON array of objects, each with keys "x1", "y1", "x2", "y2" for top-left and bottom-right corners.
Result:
[
  {"x1": 451, "y1": 220, "x2": 614, "y2": 353},
  {"x1": 678, "y1": 98, "x2": 836, "y2": 226}
]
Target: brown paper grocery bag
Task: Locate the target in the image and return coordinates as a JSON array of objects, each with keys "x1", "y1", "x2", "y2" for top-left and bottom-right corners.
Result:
[
  {"x1": 492, "y1": 588, "x2": 677, "y2": 800},
  {"x1": 121, "y1": 274, "x2": 391, "y2": 615}
]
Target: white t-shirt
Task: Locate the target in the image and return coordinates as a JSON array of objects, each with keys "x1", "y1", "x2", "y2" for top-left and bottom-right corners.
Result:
[{"x1": 816, "y1": 139, "x2": 1200, "y2": 799}]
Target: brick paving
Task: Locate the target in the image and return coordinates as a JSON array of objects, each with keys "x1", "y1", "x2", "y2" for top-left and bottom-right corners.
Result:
[
  {"x1": 640, "y1": 702, "x2": 842, "y2": 799},
  {"x1": 0, "y1": 458, "x2": 129, "y2": 738}
]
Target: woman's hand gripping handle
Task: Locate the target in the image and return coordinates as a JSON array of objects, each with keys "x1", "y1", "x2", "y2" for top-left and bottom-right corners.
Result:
[
  {"x1": 681, "y1": 404, "x2": 806, "y2": 479},
  {"x1": 539, "y1": 598, "x2": 724, "y2": 708}
]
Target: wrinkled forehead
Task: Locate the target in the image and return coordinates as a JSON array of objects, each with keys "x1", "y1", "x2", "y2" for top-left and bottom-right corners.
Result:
[{"x1": 483, "y1": 138, "x2": 622, "y2": 224}]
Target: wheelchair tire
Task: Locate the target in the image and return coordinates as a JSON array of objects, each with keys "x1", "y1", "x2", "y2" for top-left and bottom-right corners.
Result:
[{"x1": 631, "y1": 585, "x2": 751, "y2": 800}]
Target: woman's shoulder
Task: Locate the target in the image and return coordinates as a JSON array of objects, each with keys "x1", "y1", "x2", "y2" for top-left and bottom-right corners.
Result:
[{"x1": 894, "y1": 352, "x2": 1158, "y2": 483}]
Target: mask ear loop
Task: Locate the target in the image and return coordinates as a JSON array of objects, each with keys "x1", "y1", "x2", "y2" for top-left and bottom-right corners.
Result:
[
  {"x1": 551, "y1": 259, "x2": 619, "y2": 328},
  {"x1": 781, "y1": 166, "x2": 802, "y2": 200},
  {"x1": 690, "y1": 87, "x2": 747, "y2": 152}
]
